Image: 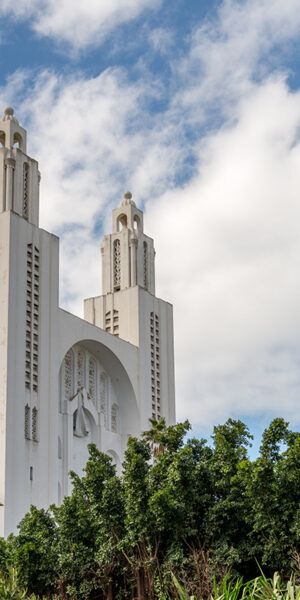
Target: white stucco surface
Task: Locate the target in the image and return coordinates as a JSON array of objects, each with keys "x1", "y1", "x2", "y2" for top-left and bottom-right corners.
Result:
[{"x1": 0, "y1": 109, "x2": 175, "y2": 537}]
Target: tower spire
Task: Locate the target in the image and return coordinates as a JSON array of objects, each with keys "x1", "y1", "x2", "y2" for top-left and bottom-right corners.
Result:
[
  {"x1": 0, "y1": 107, "x2": 40, "y2": 226},
  {"x1": 101, "y1": 191, "x2": 155, "y2": 295}
]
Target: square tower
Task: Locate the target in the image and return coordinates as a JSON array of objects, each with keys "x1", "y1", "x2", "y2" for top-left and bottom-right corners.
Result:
[{"x1": 84, "y1": 192, "x2": 175, "y2": 428}]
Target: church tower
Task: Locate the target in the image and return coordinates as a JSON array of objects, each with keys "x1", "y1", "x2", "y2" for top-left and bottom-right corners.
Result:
[
  {"x1": 84, "y1": 193, "x2": 175, "y2": 426},
  {"x1": 102, "y1": 191, "x2": 155, "y2": 296},
  {"x1": 0, "y1": 107, "x2": 40, "y2": 225},
  {"x1": 0, "y1": 107, "x2": 60, "y2": 537},
  {"x1": 0, "y1": 107, "x2": 175, "y2": 538}
]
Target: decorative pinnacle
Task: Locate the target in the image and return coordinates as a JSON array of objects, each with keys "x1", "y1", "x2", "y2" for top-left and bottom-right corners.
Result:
[
  {"x1": 3, "y1": 107, "x2": 18, "y2": 123},
  {"x1": 121, "y1": 190, "x2": 136, "y2": 207},
  {"x1": 4, "y1": 107, "x2": 14, "y2": 117}
]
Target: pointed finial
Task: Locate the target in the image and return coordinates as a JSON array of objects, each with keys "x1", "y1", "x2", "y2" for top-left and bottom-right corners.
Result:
[
  {"x1": 4, "y1": 107, "x2": 14, "y2": 118},
  {"x1": 121, "y1": 190, "x2": 136, "y2": 207},
  {"x1": 2, "y1": 107, "x2": 18, "y2": 123}
]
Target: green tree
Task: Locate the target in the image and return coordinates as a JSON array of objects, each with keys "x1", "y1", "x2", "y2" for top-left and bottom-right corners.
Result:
[
  {"x1": 238, "y1": 418, "x2": 300, "y2": 574},
  {"x1": 1, "y1": 418, "x2": 299, "y2": 599},
  {"x1": 8, "y1": 506, "x2": 58, "y2": 597},
  {"x1": 53, "y1": 446, "x2": 123, "y2": 600},
  {"x1": 203, "y1": 419, "x2": 254, "y2": 574}
]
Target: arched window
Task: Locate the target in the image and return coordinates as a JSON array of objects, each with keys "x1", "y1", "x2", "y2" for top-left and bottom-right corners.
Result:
[
  {"x1": 143, "y1": 241, "x2": 148, "y2": 289},
  {"x1": 13, "y1": 132, "x2": 23, "y2": 150},
  {"x1": 133, "y1": 215, "x2": 140, "y2": 231},
  {"x1": 23, "y1": 163, "x2": 29, "y2": 220},
  {"x1": 117, "y1": 214, "x2": 127, "y2": 231},
  {"x1": 0, "y1": 131, "x2": 5, "y2": 147},
  {"x1": 113, "y1": 239, "x2": 121, "y2": 291},
  {"x1": 111, "y1": 403, "x2": 119, "y2": 433}
]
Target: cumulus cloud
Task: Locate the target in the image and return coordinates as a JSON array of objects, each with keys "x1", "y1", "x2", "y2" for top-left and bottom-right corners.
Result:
[
  {"x1": 2, "y1": 0, "x2": 300, "y2": 431},
  {"x1": 148, "y1": 27, "x2": 174, "y2": 55},
  {"x1": 0, "y1": 65, "x2": 185, "y2": 314},
  {"x1": 147, "y1": 78, "x2": 300, "y2": 428},
  {"x1": 0, "y1": 0, "x2": 161, "y2": 50},
  {"x1": 146, "y1": 0, "x2": 300, "y2": 428},
  {"x1": 171, "y1": 0, "x2": 300, "y2": 125}
]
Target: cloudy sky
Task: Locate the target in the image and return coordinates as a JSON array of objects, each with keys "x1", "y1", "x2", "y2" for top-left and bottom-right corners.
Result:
[{"x1": 1, "y1": 0, "x2": 300, "y2": 448}]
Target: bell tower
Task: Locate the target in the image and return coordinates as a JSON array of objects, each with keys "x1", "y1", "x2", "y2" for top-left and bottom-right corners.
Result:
[
  {"x1": 102, "y1": 191, "x2": 155, "y2": 295},
  {"x1": 84, "y1": 192, "x2": 175, "y2": 427},
  {"x1": 0, "y1": 107, "x2": 40, "y2": 226},
  {"x1": 0, "y1": 107, "x2": 60, "y2": 536}
]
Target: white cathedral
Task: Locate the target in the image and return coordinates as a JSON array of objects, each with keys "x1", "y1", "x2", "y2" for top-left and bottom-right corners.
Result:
[{"x1": 0, "y1": 107, "x2": 175, "y2": 537}]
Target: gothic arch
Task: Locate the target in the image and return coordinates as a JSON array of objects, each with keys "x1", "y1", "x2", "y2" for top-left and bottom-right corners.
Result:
[{"x1": 58, "y1": 338, "x2": 139, "y2": 436}]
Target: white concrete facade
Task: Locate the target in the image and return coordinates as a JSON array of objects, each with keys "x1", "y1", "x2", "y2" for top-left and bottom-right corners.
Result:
[{"x1": 0, "y1": 108, "x2": 175, "y2": 537}]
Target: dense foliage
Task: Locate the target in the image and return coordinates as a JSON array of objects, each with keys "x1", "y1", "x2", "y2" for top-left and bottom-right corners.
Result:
[
  {"x1": 1, "y1": 567, "x2": 300, "y2": 600},
  {"x1": 1, "y1": 417, "x2": 299, "y2": 599}
]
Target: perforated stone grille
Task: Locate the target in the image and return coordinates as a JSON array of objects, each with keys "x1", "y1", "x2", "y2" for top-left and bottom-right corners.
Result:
[
  {"x1": 64, "y1": 350, "x2": 73, "y2": 400},
  {"x1": 111, "y1": 404, "x2": 118, "y2": 433},
  {"x1": 25, "y1": 244, "x2": 39, "y2": 393},
  {"x1": 100, "y1": 372, "x2": 108, "y2": 427},
  {"x1": 150, "y1": 312, "x2": 160, "y2": 420},
  {"x1": 143, "y1": 241, "x2": 148, "y2": 289},
  {"x1": 32, "y1": 406, "x2": 38, "y2": 442},
  {"x1": 113, "y1": 239, "x2": 120, "y2": 290},
  {"x1": 24, "y1": 404, "x2": 31, "y2": 439},
  {"x1": 88, "y1": 357, "x2": 96, "y2": 404},
  {"x1": 23, "y1": 163, "x2": 29, "y2": 220}
]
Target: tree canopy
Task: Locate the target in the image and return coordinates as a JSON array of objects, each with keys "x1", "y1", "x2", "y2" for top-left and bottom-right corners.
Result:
[{"x1": 2, "y1": 417, "x2": 299, "y2": 599}]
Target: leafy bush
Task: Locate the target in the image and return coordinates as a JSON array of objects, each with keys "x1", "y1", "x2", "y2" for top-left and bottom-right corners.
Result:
[
  {"x1": 171, "y1": 572, "x2": 300, "y2": 600},
  {"x1": 0, "y1": 566, "x2": 36, "y2": 600},
  {"x1": 0, "y1": 417, "x2": 299, "y2": 599}
]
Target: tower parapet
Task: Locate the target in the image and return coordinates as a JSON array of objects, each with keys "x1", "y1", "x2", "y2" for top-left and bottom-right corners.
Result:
[{"x1": 0, "y1": 108, "x2": 40, "y2": 226}]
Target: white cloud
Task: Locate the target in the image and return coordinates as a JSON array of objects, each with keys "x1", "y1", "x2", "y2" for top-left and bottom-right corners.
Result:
[
  {"x1": 2, "y1": 0, "x2": 300, "y2": 431},
  {"x1": 0, "y1": 0, "x2": 161, "y2": 50},
  {"x1": 147, "y1": 78, "x2": 300, "y2": 428},
  {"x1": 144, "y1": 0, "x2": 300, "y2": 429},
  {"x1": 171, "y1": 0, "x2": 300, "y2": 124},
  {"x1": 148, "y1": 27, "x2": 174, "y2": 55},
  {"x1": 0, "y1": 66, "x2": 183, "y2": 314}
]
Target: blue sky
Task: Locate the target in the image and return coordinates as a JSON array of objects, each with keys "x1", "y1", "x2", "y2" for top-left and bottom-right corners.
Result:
[{"x1": 1, "y1": 0, "x2": 300, "y2": 455}]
